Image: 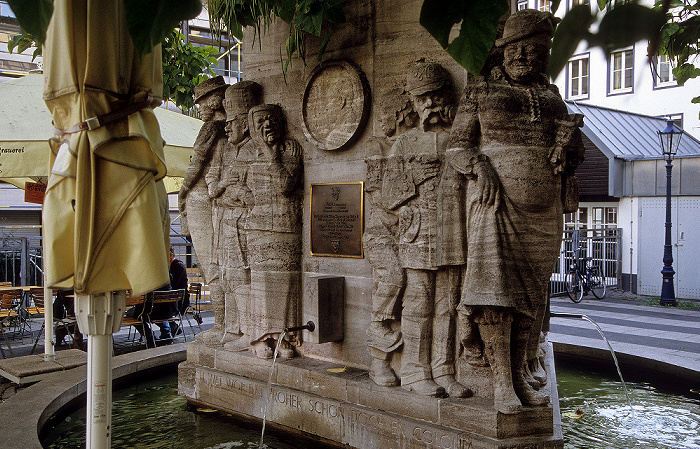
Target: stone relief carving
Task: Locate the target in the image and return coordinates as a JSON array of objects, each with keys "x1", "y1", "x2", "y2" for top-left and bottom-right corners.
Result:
[
  {"x1": 210, "y1": 81, "x2": 263, "y2": 344},
  {"x1": 445, "y1": 10, "x2": 584, "y2": 413},
  {"x1": 364, "y1": 10, "x2": 584, "y2": 412},
  {"x1": 365, "y1": 62, "x2": 470, "y2": 398},
  {"x1": 181, "y1": 80, "x2": 304, "y2": 357},
  {"x1": 236, "y1": 104, "x2": 304, "y2": 358},
  {"x1": 179, "y1": 76, "x2": 229, "y2": 346},
  {"x1": 302, "y1": 60, "x2": 371, "y2": 151}
]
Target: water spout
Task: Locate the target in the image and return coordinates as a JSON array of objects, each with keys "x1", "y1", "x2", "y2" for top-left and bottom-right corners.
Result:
[
  {"x1": 284, "y1": 321, "x2": 315, "y2": 333},
  {"x1": 259, "y1": 322, "x2": 315, "y2": 449},
  {"x1": 550, "y1": 312, "x2": 635, "y2": 416}
]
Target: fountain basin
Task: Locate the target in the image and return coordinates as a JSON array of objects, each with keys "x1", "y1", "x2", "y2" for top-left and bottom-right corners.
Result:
[{"x1": 0, "y1": 344, "x2": 187, "y2": 449}]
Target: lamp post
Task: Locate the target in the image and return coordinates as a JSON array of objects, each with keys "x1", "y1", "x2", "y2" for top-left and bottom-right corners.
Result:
[{"x1": 658, "y1": 119, "x2": 681, "y2": 306}]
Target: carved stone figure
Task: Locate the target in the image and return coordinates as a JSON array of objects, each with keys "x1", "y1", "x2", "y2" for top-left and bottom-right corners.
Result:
[
  {"x1": 179, "y1": 76, "x2": 229, "y2": 346},
  {"x1": 207, "y1": 81, "x2": 263, "y2": 344},
  {"x1": 446, "y1": 10, "x2": 584, "y2": 414},
  {"x1": 237, "y1": 104, "x2": 304, "y2": 359},
  {"x1": 379, "y1": 62, "x2": 470, "y2": 398},
  {"x1": 363, "y1": 88, "x2": 416, "y2": 387}
]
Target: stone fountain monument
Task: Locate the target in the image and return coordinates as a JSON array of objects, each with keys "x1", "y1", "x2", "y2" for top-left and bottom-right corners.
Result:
[{"x1": 179, "y1": 4, "x2": 584, "y2": 448}]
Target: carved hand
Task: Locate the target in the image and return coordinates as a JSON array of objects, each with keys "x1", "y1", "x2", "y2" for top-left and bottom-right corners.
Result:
[{"x1": 474, "y1": 161, "x2": 501, "y2": 209}]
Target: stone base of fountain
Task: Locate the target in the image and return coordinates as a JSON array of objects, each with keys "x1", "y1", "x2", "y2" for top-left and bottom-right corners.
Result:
[{"x1": 180, "y1": 341, "x2": 564, "y2": 449}]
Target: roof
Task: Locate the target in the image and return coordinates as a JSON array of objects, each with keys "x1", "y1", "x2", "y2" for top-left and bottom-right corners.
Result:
[{"x1": 566, "y1": 101, "x2": 700, "y2": 161}]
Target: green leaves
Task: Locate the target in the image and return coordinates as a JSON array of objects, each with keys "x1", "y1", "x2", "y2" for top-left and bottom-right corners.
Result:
[
  {"x1": 595, "y1": 2, "x2": 666, "y2": 53},
  {"x1": 125, "y1": 0, "x2": 203, "y2": 58},
  {"x1": 161, "y1": 30, "x2": 220, "y2": 112},
  {"x1": 420, "y1": 0, "x2": 509, "y2": 76},
  {"x1": 208, "y1": 1, "x2": 347, "y2": 78},
  {"x1": 6, "y1": 0, "x2": 202, "y2": 58},
  {"x1": 6, "y1": 0, "x2": 53, "y2": 46},
  {"x1": 549, "y1": 5, "x2": 594, "y2": 78},
  {"x1": 7, "y1": 33, "x2": 42, "y2": 61}
]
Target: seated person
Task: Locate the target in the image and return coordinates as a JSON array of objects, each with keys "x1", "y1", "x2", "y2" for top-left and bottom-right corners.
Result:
[
  {"x1": 168, "y1": 246, "x2": 189, "y2": 336},
  {"x1": 53, "y1": 289, "x2": 83, "y2": 347},
  {"x1": 126, "y1": 283, "x2": 178, "y2": 346}
]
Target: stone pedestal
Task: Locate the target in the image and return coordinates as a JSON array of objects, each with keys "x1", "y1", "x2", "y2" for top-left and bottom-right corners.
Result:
[{"x1": 179, "y1": 341, "x2": 564, "y2": 449}]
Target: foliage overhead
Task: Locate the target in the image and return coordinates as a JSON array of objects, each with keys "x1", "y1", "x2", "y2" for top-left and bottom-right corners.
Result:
[
  {"x1": 6, "y1": 0, "x2": 202, "y2": 58},
  {"x1": 655, "y1": 0, "x2": 700, "y2": 105},
  {"x1": 124, "y1": 0, "x2": 203, "y2": 58},
  {"x1": 207, "y1": 0, "x2": 346, "y2": 75},
  {"x1": 7, "y1": 32, "x2": 41, "y2": 61},
  {"x1": 161, "y1": 30, "x2": 220, "y2": 113},
  {"x1": 420, "y1": 0, "x2": 509, "y2": 77}
]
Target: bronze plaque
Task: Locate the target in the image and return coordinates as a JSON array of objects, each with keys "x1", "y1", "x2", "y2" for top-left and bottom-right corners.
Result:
[{"x1": 310, "y1": 182, "x2": 364, "y2": 258}]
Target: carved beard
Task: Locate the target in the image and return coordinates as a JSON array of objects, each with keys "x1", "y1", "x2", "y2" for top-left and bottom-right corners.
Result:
[{"x1": 420, "y1": 106, "x2": 450, "y2": 129}]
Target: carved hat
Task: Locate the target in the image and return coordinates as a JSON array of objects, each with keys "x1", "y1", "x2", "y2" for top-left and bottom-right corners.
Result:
[
  {"x1": 495, "y1": 9, "x2": 559, "y2": 48},
  {"x1": 405, "y1": 62, "x2": 451, "y2": 96},
  {"x1": 193, "y1": 76, "x2": 228, "y2": 103},
  {"x1": 224, "y1": 81, "x2": 263, "y2": 121}
]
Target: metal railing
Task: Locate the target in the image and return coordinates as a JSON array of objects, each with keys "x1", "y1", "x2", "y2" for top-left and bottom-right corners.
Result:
[
  {"x1": 0, "y1": 235, "x2": 43, "y2": 286},
  {"x1": 0, "y1": 228, "x2": 205, "y2": 290},
  {"x1": 550, "y1": 228, "x2": 622, "y2": 296}
]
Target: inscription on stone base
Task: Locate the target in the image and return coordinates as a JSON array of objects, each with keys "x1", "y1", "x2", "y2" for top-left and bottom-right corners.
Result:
[{"x1": 179, "y1": 342, "x2": 564, "y2": 449}]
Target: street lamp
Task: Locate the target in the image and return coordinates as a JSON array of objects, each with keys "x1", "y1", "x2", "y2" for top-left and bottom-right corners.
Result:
[{"x1": 658, "y1": 119, "x2": 681, "y2": 306}]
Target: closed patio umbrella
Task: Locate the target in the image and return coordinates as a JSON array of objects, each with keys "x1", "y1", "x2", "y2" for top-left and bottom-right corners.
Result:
[{"x1": 42, "y1": 1, "x2": 170, "y2": 447}]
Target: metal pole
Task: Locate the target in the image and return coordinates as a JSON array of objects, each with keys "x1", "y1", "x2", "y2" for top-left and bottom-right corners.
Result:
[
  {"x1": 44, "y1": 283, "x2": 54, "y2": 361},
  {"x1": 76, "y1": 290, "x2": 126, "y2": 449},
  {"x1": 660, "y1": 158, "x2": 677, "y2": 306}
]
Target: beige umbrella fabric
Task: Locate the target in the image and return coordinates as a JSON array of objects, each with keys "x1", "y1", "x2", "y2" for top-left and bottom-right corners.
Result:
[
  {"x1": 0, "y1": 73, "x2": 200, "y2": 193},
  {"x1": 42, "y1": 0, "x2": 169, "y2": 296}
]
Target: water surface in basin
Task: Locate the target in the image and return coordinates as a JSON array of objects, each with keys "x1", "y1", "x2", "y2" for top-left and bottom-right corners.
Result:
[
  {"x1": 42, "y1": 364, "x2": 700, "y2": 448},
  {"x1": 557, "y1": 364, "x2": 700, "y2": 449},
  {"x1": 41, "y1": 372, "x2": 333, "y2": 449}
]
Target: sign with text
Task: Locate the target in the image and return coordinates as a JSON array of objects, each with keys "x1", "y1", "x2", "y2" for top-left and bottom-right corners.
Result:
[
  {"x1": 310, "y1": 182, "x2": 364, "y2": 258},
  {"x1": 24, "y1": 182, "x2": 46, "y2": 205}
]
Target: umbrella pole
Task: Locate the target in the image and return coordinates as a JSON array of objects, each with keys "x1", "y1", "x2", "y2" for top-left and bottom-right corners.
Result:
[
  {"x1": 44, "y1": 284, "x2": 54, "y2": 361},
  {"x1": 76, "y1": 290, "x2": 126, "y2": 449}
]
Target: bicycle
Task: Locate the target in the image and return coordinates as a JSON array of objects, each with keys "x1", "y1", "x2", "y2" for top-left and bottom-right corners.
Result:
[{"x1": 565, "y1": 256, "x2": 606, "y2": 303}]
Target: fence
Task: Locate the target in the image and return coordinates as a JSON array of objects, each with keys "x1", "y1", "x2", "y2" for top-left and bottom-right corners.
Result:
[
  {"x1": 0, "y1": 229, "x2": 203, "y2": 289},
  {"x1": 0, "y1": 235, "x2": 44, "y2": 286},
  {"x1": 550, "y1": 228, "x2": 622, "y2": 297}
]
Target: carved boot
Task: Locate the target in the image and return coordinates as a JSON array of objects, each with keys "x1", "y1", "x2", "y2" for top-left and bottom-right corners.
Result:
[
  {"x1": 513, "y1": 324, "x2": 549, "y2": 406},
  {"x1": 530, "y1": 345, "x2": 548, "y2": 387},
  {"x1": 479, "y1": 322, "x2": 522, "y2": 414},
  {"x1": 434, "y1": 374, "x2": 472, "y2": 398},
  {"x1": 196, "y1": 283, "x2": 225, "y2": 347},
  {"x1": 523, "y1": 360, "x2": 542, "y2": 389},
  {"x1": 369, "y1": 358, "x2": 399, "y2": 387}
]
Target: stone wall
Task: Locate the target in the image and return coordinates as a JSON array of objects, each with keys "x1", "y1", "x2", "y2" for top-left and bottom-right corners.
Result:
[{"x1": 240, "y1": 0, "x2": 468, "y2": 366}]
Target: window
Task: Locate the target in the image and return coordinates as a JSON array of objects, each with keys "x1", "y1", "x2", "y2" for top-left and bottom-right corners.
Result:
[
  {"x1": 0, "y1": 1, "x2": 15, "y2": 18},
  {"x1": 610, "y1": 48, "x2": 634, "y2": 94},
  {"x1": 655, "y1": 54, "x2": 676, "y2": 87},
  {"x1": 518, "y1": 0, "x2": 528, "y2": 10},
  {"x1": 572, "y1": 0, "x2": 589, "y2": 5},
  {"x1": 568, "y1": 56, "x2": 589, "y2": 99},
  {"x1": 537, "y1": 0, "x2": 552, "y2": 11}
]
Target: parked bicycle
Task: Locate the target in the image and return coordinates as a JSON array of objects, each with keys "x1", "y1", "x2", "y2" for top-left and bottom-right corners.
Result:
[{"x1": 565, "y1": 256, "x2": 606, "y2": 303}]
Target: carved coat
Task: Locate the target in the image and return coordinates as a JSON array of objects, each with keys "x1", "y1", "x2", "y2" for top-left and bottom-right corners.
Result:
[
  {"x1": 385, "y1": 127, "x2": 462, "y2": 271},
  {"x1": 447, "y1": 68, "x2": 584, "y2": 319}
]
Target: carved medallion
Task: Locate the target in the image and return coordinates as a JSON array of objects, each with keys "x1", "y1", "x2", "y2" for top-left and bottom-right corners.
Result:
[{"x1": 301, "y1": 60, "x2": 371, "y2": 151}]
